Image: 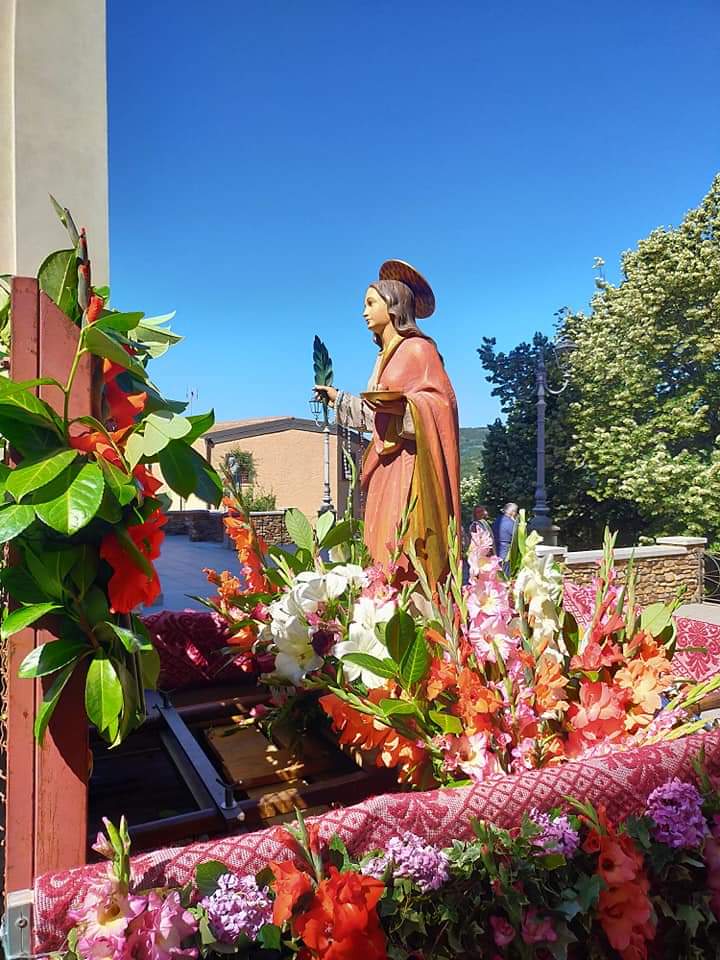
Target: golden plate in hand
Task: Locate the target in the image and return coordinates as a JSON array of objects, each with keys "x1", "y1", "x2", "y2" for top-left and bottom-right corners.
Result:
[{"x1": 361, "y1": 390, "x2": 404, "y2": 404}]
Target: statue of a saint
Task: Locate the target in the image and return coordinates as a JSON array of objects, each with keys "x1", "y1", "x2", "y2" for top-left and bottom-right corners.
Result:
[{"x1": 315, "y1": 261, "x2": 460, "y2": 583}]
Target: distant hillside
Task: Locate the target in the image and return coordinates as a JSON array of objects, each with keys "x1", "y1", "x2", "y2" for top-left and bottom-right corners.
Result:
[{"x1": 459, "y1": 426, "x2": 488, "y2": 478}]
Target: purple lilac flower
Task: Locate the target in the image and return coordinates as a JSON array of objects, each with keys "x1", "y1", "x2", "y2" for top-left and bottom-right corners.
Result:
[
  {"x1": 201, "y1": 874, "x2": 273, "y2": 944},
  {"x1": 530, "y1": 810, "x2": 580, "y2": 859},
  {"x1": 362, "y1": 833, "x2": 450, "y2": 893},
  {"x1": 646, "y1": 778, "x2": 707, "y2": 849}
]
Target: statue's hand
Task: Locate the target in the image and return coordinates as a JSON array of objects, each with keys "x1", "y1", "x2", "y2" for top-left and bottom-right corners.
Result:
[{"x1": 314, "y1": 384, "x2": 338, "y2": 405}]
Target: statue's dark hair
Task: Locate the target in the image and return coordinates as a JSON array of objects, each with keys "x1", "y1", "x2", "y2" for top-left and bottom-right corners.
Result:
[{"x1": 369, "y1": 280, "x2": 426, "y2": 348}]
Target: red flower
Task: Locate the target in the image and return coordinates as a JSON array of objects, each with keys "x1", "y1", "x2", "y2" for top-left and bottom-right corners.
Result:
[
  {"x1": 598, "y1": 833, "x2": 643, "y2": 886},
  {"x1": 520, "y1": 908, "x2": 557, "y2": 945},
  {"x1": 268, "y1": 860, "x2": 313, "y2": 926},
  {"x1": 133, "y1": 464, "x2": 163, "y2": 497},
  {"x1": 100, "y1": 509, "x2": 166, "y2": 612},
  {"x1": 293, "y1": 867, "x2": 387, "y2": 960},
  {"x1": 570, "y1": 639, "x2": 623, "y2": 673},
  {"x1": 86, "y1": 294, "x2": 105, "y2": 323},
  {"x1": 104, "y1": 377, "x2": 147, "y2": 429},
  {"x1": 102, "y1": 358, "x2": 147, "y2": 428},
  {"x1": 70, "y1": 426, "x2": 132, "y2": 470}
]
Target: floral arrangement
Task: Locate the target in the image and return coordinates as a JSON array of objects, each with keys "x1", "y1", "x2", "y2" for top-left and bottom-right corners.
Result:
[
  {"x1": 60, "y1": 759, "x2": 720, "y2": 959},
  {"x1": 1, "y1": 200, "x2": 222, "y2": 743},
  {"x1": 201, "y1": 502, "x2": 719, "y2": 788}
]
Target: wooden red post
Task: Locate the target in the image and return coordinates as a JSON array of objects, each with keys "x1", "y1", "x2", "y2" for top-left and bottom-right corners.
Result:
[{"x1": 4, "y1": 279, "x2": 94, "y2": 895}]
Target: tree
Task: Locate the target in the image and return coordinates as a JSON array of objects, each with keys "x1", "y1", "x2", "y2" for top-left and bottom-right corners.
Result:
[
  {"x1": 565, "y1": 175, "x2": 720, "y2": 545},
  {"x1": 477, "y1": 330, "x2": 645, "y2": 547}
]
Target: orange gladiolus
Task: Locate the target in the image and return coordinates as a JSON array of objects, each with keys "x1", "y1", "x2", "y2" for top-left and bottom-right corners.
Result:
[
  {"x1": 570, "y1": 639, "x2": 623, "y2": 673},
  {"x1": 455, "y1": 668, "x2": 501, "y2": 734},
  {"x1": 595, "y1": 827, "x2": 655, "y2": 958},
  {"x1": 565, "y1": 681, "x2": 630, "y2": 756},
  {"x1": 426, "y1": 658, "x2": 457, "y2": 701},
  {"x1": 534, "y1": 654, "x2": 570, "y2": 716},
  {"x1": 615, "y1": 656, "x2": 673, "y2": 730},
  {"x1": 320, "y1": 693, "x2": 428, "y2": 786},
  {"x1": 223, "y1": 508, "x2": 272, "y2": 594},
  {"x1": 99, "y1": 509, "x2": 166, "y2": 612},
  {"x1": 293, "y1": 867, "x2": 387, "y2": 960},
  {"x1": 267, "y1": 860, "x2": 313, "y2": 926}
]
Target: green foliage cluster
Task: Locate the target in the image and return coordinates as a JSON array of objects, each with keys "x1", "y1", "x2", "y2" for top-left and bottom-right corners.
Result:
[
  {"x1": 476, "y1": 176, "x2": 720, "y2": 548},
  {"x1": 219, "y1": 447, "x2": 277, "y2": 512},
  {"x1": 2, "y1": 200, "x2": 222, "y2": 745},
  {"x1": 458, "y1": 426, "x2": 488, "y2": 478},
  {"x1": 565, "y1": 174, "x2": 720, "y2": 546}
]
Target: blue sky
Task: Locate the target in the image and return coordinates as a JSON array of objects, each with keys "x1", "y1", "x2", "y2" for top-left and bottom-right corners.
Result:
[{"x1": 107, "y1": 1, "x2": 720, "y2": 428}]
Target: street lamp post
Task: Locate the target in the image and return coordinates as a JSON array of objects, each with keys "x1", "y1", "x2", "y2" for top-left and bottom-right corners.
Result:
[
  {"x1": 310, "y1": 398, "x2": 335, "y2": 516},
  {"x1": 527, "y1": 337, "x2": 574, "y2": 546}
]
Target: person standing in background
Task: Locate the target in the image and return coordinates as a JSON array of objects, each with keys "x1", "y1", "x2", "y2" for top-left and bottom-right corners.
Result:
[
  {"x1": 492, "y1": 502, "x2": 519, "y2": 565},
  {"x1": 468, "y1": 505, "x2": 493, "y2": 542}
]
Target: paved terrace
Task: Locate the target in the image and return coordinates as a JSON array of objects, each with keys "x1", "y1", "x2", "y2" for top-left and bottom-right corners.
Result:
[{"x1": 148, "y1": 535, "x2": 244, "y2": 612}]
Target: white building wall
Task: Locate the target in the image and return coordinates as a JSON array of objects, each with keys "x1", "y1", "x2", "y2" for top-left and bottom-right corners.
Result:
[{"x1": 0, "y1": 0, "x2": 109, "y2": 283}]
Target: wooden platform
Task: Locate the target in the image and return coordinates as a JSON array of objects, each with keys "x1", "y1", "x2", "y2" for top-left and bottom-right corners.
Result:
[
  {"x1": 205, "y1": 720, "x2": 337, "y2": 789},
  {"x1": 88, "y1": 687, "x2": 397, "y2": 854}
]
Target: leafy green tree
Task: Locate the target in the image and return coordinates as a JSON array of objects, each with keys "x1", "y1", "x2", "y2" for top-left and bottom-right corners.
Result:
[
  {"x1": 477, "y1": 330, "x2": 644, "y2": 546},
  {"x1": 564, "y1": 175, "x2": 720, "y2": 545}
]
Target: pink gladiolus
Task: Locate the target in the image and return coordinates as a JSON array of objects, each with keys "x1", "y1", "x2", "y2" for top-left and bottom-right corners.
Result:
[
  {"x1": 511, "y1": 737, "x2": 536, "y2": 771},
  {"x1": 489, "y1": 915, "x2": 516, "y2": 946},
  {"x1": 76, "y1": 933, "x2": 130, "y2": 960},
  {"x1": 458, "y1": 732, "x2": 501, "y2": 782},
  {"x1": 126, "y1": 891, "x2": 198, "y2": 960},
  {"x1": 521, "y1": 908, "x2": 557, "y2": 944},
  {"x1": 70, "y1": 878, "x2": 146, "y2": 942},
  {"x1": 251, "y1": 602, "x2": 270, "y2": 622},
  {"x1": 468, "y1": 530, "x2": 495, "y2": 575},
  {"x1": 91, "y1": 831, "x2": 114, "y2": 861}
]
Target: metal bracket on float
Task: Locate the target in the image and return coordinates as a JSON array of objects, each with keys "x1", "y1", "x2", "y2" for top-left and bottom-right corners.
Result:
[{"x1": 1, "y1": 888, "x2": 33, "y2": 959}]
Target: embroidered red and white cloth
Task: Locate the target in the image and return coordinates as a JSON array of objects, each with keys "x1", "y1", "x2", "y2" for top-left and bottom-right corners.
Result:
[
  {"x1": 144, "y1": 610, "x2": 252, "y2": 690},
  {"x1": 563, "y1": 582, "x2": 720, "y2": 681},
  {"x1": 33, "y1": 729, "x2": 720, "y2": 954}
]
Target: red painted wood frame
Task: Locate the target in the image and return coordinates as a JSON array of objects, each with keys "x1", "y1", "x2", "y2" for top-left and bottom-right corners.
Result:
[{"x1": 4, "y1": 278, "x2": 99, "y2": 895}]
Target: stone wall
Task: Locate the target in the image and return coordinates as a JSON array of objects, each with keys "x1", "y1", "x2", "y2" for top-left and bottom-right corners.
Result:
[
  {"x1": 164, "y1": 510, "x2": 288, "y2": 546},
  {"x1": 164, "y1": 510, "x2": 224, "y2": 542},
  {"x1": 250, "y1": 510, "x2": 288, "y2": 546},
  {"x1": 541, "y1": 536, "x2": 706, "y2": 606}
]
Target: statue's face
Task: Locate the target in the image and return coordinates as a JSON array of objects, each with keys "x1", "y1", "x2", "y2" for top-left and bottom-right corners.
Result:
[{"x1": 363, "y1": 286, "x2": 391, "y2": 337}]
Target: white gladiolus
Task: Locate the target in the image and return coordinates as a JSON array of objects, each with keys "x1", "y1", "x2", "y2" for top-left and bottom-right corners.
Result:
[
  {"x1": 274, "y1": 648, "x2": 323, "y2": 685},
  {"x1": 262, "y1": 564, "x2": 368, "y2": 685},
  {"x1": 332, "y1": 594, "x2": 396, "y2": 688},
  {"x1": 513, "y1": 538, "x2": 564, "y2": 657},
  {"x1": 292, "y1": 571, "x2": 328, "y2": 611}
]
